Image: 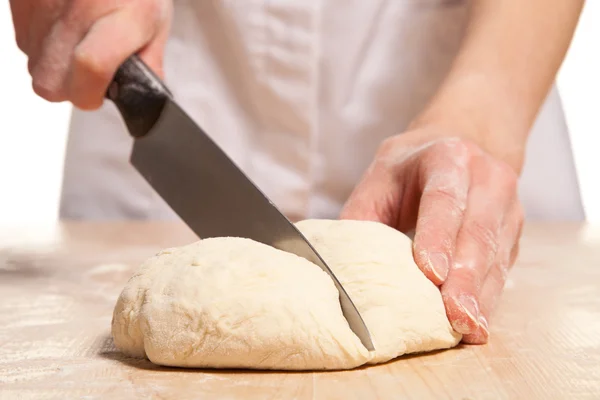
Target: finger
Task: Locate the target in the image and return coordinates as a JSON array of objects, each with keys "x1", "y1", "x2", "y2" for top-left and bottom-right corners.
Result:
[
  {"x1": 509, "y1": 214, "x2": 523, "y2": 266},
  {"x1": 412, "y1": 140, "x2": 470, "y2": 285},
  {"x1": 137, "y1": 2, "x2": 173, "y2": 79},
  {"x1": 340, "y1": 135, "x2": 431, "y2": 228},
  {"x1": 27, "y1": 1, "x2": 118, "y2": 103},
  {"x1": 9, "y1": 0, "x2": 35, "y2": 53},
  {"x1": 462, "y1": 201, "x2": 524, "y2": 344},
  {"x1": 29, "y1": 19, "x2": 81, "y2": 102},
  {"x1": 68, "y1": 1, "x2": 171, "y2": 110},
  {"x1": 10, "y1": 0, "x2": 65, "y2": 56},
  {"x1": 340, "y1": 160, "x2": 405, "y2": 225},
  {"x1": 441, "y1": 158, "x2": 517, "y2": 335}
]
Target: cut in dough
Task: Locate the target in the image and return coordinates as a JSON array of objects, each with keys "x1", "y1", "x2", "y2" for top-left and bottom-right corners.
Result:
[{"x1": 111, "y1": 219, "x2": 461, "y2": 370}]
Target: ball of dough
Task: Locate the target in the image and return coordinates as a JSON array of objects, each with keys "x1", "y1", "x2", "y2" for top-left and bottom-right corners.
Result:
[
  {"x1": 111, "y1": 219, "x2": 461, "y2": 370},
  {"x1": 297, "y1": 219, "x2": 462, "y2": 364}
]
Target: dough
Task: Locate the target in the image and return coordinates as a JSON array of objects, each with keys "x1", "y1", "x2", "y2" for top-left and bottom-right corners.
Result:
[{"x1": 111, "y1": 219, "x2": 461, "y2": 370}]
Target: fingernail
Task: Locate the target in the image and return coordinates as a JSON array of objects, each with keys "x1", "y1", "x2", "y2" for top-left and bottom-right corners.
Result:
[
  {"x1": 429, "y1": 252, "x2": 449, "y2": 281},
  {"x1": 478, "y1": 315, "x2": 489, "y2": 337},
  {"x1": 458, "y1": 294, "x2": 480, "y2": 325}
]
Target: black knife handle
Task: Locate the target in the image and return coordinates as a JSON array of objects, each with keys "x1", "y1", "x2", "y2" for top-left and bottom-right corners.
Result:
[{"x1": 105, "y1": 55, "x2": 172, "y2": 138}]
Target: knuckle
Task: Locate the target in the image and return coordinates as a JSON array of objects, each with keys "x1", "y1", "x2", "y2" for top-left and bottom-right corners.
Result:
[
  {"x1": 424, "y1": 186, "x2": 466, "y2": 218},
  {"x1": 464, "y1": 220, "x2": 500, "y2": 256},
  {"x1": 73, "y1": 48, "x2": 111, "y2": 81},
  {"x1": 491, "y1": 159, "x2": 518, "y2": 184},
  {"x1": 141, "y1": 0, "x2": 169, "y2": 22},
  {"x1": 373, "y1": 136, "x2": 412, "y2": 168},
  {"x1": 428, "y1": 138, "x2": 474, "y2": 168},
  {"x1": 484, "y1": 158, "x2": 519, "y2": 197},
  {"x1": 375, "y1": 136, "x2": 400, "y2": 157},
  {"x1": 422, "y1": 161, "x2": 469, "y2": 213},
  {"x1": 14, "y1": 32, "x2": 29, "y2": 53},
  {"x1": 498, "y1": 160, "x2": 517, "y2": 180},
  {"x1": 32, "y1": 78, "x2": 65, "y2": 102},
  {"x1": 30, "y1": 62, "x2": 64, "y2": 101},
  {"x1": 437, "y1": 137, "x2": 470, "y2": 153},
  {"x1": 435, "y1": 137, "x2": 474, "y2": 155}
]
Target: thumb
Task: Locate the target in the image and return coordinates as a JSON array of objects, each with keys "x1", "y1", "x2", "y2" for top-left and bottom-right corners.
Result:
[
  {"x1": 339, "y1": 162, "x2": 400, "y2": 225},
  {"x1": 67, "y1": 1, "x2": 172, "y2": 109}
]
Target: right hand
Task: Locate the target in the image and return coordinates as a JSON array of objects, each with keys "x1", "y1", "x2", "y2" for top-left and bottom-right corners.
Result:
[{"x1": 9, "y1": 0, "x2": 173, "y2": 110}]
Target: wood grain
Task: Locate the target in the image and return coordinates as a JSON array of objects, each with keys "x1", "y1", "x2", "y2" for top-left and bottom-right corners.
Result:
[{"x1": 1, "y1": 222, "x2": 599, "y2": 399}]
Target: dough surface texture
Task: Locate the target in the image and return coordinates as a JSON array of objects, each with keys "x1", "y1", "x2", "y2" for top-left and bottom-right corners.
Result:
[{"x1": 112, "y1": 219, "x2": 461, "y2": 370}]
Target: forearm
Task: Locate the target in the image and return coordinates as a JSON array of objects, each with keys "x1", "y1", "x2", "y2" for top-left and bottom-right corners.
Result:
[{"x1": 409, "y1": 0, "x2": 584, "y2": 172}]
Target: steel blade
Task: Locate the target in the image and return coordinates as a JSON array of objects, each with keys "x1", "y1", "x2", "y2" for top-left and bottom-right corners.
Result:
[{"x1": 130, "y1": 99, "x2": 375, "y2": 351}]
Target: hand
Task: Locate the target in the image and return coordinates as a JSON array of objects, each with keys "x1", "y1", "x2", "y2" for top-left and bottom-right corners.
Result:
[
  {"x1": 340, "y1": 129, "x2": 524, "y2": 344},
  {"x1": 9, "y1": 0, "x2": 173, "y2": 110}
]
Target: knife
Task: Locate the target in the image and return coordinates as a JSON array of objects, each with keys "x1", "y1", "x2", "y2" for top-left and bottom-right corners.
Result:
[{"x1": 105, "y1": 55, "x2": 375, "y2": 351}]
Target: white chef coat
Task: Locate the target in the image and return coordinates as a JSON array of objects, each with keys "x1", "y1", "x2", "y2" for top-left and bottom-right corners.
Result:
[{"x1": 59, "y1": 0, "x2": 585, "y2": 221}]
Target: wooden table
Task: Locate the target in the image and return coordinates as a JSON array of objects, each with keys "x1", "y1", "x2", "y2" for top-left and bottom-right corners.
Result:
[{"x1": 1, "y1": 222, "x2": 599, "y2": 399}]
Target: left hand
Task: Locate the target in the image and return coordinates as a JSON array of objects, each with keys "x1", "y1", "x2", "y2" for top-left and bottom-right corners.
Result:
[{"x1": 340, "y1": 128, "x2": 524, "y2": 344}]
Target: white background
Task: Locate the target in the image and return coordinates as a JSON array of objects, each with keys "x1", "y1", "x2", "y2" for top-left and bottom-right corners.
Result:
[{"x1": 0, "y1": 2, "x2": 598, "y2": 224}]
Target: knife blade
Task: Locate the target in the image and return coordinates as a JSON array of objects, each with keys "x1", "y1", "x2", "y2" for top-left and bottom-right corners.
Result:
[{"x1": 105, "y1": 56, "x2": 375, "y2": 351}]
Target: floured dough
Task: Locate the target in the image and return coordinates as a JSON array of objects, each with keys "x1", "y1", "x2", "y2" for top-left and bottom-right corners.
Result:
[{"x1": 111, "y1": 219, "x2": 461, "y2": 370}]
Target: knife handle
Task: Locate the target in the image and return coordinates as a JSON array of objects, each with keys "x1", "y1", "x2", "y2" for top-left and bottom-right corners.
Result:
[{"x1": 105, "y1": 55, "x2": 172, "y2": 138}]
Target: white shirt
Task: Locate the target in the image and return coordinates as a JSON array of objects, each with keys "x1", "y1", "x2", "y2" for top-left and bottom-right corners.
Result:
[{"x1": 60, "y1": 0, "x2": 585, "y2": 221}]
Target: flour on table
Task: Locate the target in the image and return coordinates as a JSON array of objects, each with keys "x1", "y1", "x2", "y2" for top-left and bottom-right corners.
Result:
[{"x1": 111, "y1": 219, "x2": 461, "y2": 370}]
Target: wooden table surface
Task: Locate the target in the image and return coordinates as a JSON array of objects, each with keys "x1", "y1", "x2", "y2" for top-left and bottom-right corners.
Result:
[{"x1": 1, "y1": 222, "x2": 599, "y2": 399}]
